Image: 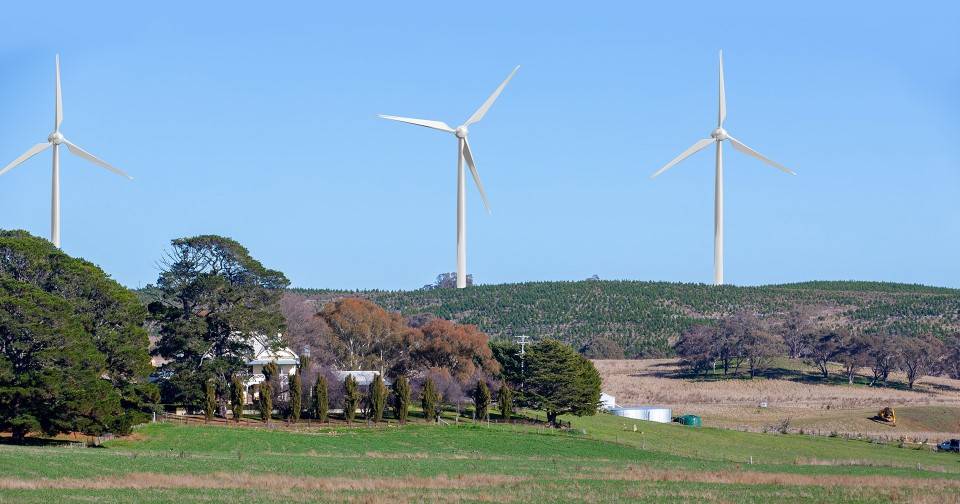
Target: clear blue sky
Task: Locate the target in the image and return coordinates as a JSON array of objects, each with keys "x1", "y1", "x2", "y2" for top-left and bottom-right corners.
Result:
[{"x1": 1, "y1": 1, "x2": 958, "y2": 289}]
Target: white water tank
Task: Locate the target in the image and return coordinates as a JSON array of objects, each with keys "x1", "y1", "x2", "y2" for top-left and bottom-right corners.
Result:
[{"x1": 609, "y1": 406, "x2": 672, "y2": 424}]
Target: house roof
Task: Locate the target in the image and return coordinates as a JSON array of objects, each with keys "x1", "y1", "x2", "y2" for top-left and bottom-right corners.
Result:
[
  {"x1": 245, "y1": 332, "x2": 299, "y2": 366},
  {"x1": 334, "y1": 370, "x2": 390, "y2": 387}
]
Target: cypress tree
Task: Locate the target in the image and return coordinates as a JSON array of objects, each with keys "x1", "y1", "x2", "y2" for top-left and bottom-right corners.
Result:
[
  {"x1": 289, "y1": 373, "x2": 302, "y2": 422},
  {"x1": 259, "y1": 383, "x2": 272, "y2": 424},
  {"x1": 368, "y1": 374, "x2": 387, "y2": 423},
  {"x1": 343, "y1": 375, "x2": 360, "y2": 423},
  {"x1": 263, "y1": 362, "x2": 279, "y2": 383},
  {"x1": 314, "y1": 374, "x2": 328, "y2": 422},
  {"x1": 420, "y1": 378, "x2": 441, "y2": 422},
  {"x1": 231, "y1": 375, "x2": 244, "y2": 423},
  {"x1": 472, "y1": 380, "x2": 491, "y2": 421},
  {"x1": 498, "y1": 382, "x2": 513, "y2": 423},
  {"x1": 204, "y1": 380, "x2": 216, "y2": 422},
  {"x1": 392, "y1": 375, "x2": 411, "y2": 424}
]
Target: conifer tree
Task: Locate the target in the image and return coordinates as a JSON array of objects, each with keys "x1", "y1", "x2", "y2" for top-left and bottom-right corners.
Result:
[
  {"x1": 314, "y1": 374, "x2": 328, "y2": 422},
  {"x1": 231, "y1": 375, "x2": 244, "y2": 422},
  {"x1": 289, "y1": 373, "x2": 302, "y2": 422},
  {"x1": 498, "y1": 382, "x2": 513, "y2": 423},
  {"x1": 204, "y1": 380, "x2": 217, "y2": 422},
  {"x1": 343, "y1": 375, "x2": 360, "y2": 423},
  {"x1": 420, "y1": 378, "x2": 441, "y2": 422},
  {"x1": 392, "y1": 375, "x2": 411, "y2": 424},
  {"x1": 368, "y1": 374, "x2": 387, "y2": 423},
  {"x1": 472, "y1": 380, "x2": 491, "y2": 421},
  {"x1": 258, "y1": 383, "x2": 272, "y2": 424}
]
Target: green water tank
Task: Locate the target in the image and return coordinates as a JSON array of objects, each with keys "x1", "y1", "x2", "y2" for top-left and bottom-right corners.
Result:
[{"x1": 678, "y1": 414, "x2": 702, "y2": 427}]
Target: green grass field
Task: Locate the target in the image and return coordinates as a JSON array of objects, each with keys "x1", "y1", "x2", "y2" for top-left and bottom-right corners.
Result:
[{"x1": 0, "y1": 413, "x2": 957, "y2": 503}]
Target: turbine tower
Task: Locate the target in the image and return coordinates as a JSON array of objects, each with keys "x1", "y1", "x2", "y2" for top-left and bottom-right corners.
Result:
[
  {"x1": 380, "y1": 66, "x2": 519, "y2": 288},
  {"x1": 651, "y1": 51, "x2": 795, "y2": 285},
  {"x1": 0, "y1": 55, "x2": 132, "y2": 248}
]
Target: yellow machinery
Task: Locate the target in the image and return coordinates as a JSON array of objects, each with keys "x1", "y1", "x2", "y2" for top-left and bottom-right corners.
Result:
[{"x1": 877, "y1": 407, "x2": 896, "y2": 426}]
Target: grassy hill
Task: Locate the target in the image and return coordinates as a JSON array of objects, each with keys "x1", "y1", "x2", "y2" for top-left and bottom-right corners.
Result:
[
  {"x1": 289, "y1": 280, "x2": 960, "y2": 357},
  {"x1": 0, "y1": 414, "x2": 957, "y2": 503}
]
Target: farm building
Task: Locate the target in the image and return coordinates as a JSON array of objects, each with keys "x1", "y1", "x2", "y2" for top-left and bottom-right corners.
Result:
[
  {"x1": 599, "y1": 393, "x2": 616, "y2": 411},
  {"x1": 241, "y1": 333, "x2": 299, "y2": 404},
  {"x1": 334, "y1": 370, "x2": 390, "y2": 387},
  {"x1": 609, "y1": 406, "x2": 672, "y2": 423}
]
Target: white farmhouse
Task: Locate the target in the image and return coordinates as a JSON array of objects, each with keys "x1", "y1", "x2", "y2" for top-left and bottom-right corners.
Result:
[{"x1": 241, "y1": 333, "x2": 300, "y2": 404}]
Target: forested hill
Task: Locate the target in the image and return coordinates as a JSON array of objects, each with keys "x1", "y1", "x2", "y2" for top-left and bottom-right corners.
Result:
[{"x1": 288, "y1": 280, "x2": 960, "y2": 358}]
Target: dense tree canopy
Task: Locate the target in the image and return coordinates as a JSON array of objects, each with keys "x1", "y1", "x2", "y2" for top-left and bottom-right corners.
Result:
[
  {"x1": 523, "y1": 339, "x2": 601, "y2": 425},
  {"x1": 0, "y1": 231, "x2": 153, "y2": 442},
  {"x1": 148, "y1": 235, "x2": 289, "y2": 408}
]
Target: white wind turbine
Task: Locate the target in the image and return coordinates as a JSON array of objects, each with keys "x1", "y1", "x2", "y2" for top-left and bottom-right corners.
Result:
[
  {"x1": 380, "y1": 66, "x2": 519, "y2": 289},
  {"x1": 0, "y1": 55, "x2": 132, "y2": 249},
  {"x1": 651, "y1": 51, "x2": 795, "y2": 285}
]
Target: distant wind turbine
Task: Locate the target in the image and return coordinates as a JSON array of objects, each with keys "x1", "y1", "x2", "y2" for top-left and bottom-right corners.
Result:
[
  {"x1": 380, "y1": 66, "x2": 519, "y2": 289},
  {"x1": 651, "y1": 51, "x2": 795, "y2": 286},
  {"x1": 0, "y1": 55, "x2": 132, "y2": 249}
]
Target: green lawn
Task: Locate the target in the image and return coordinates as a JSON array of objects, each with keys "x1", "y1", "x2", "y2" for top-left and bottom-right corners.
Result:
[{"x1": 0, "y1": 413, "x2": 957, "y2": 503}]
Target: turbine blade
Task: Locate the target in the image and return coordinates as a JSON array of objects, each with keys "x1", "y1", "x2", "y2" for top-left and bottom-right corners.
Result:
[
  {"x1": 461, "y1": 137, "x2": 491, "y2": 213},
  {"x1": 0, "y1": 143, "x2": 51, "y2": 176},
  {"x1": 55, "y1": 54, "x2": 63, "y2": 129},
  {"x1": 650, "y1": 138, "x2": 715, "y2": 178},
  {"x1": 464, "y1": 65, "x2": 520, "y2": 126},
  {"x1": 64, "y1": 140, "x2": 133, "y2": 179},
  {"x1": 727, "y1": 136, "x2": 795, "y2": 175},
  {"x1": 718, "y1": 50, "x2": 726, "y2": 127},
  {"x1": 378, "y1": 115, "x2": 454, "y2": 132}
]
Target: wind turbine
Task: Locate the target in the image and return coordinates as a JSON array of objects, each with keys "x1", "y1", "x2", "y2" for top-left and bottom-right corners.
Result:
[
  {"x1": 380, "y1": 66, "x2": 519, "y2": 289},
  {"x1": 651, "y1": 51, "x2": 795, "y2": 286},
  {"x1": 0, "y1": 55, "x2": 132, "y2": 249}
]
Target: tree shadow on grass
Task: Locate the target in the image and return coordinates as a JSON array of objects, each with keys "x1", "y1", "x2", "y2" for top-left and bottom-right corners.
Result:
[
  {"x1": 0, "y1": 436, "x2": 104, "y2": 447},
  {"x1": 661, "y1": 365, "x2": 922, "y2": 392}
]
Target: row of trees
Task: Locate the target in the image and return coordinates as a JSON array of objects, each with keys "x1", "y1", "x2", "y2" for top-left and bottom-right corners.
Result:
[{"x1": 676, "y1": 310, "x2": 959, "y2": 389}]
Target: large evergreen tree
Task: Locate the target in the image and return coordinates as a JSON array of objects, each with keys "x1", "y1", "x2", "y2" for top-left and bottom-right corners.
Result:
[
  {"x1": 524, "y1": 339, "x2": 601, "y2": 426},
  {"x1": 148, "y1": 235, "x2": 289, "y2": 410},
  {"x1": 0, "y1": 231, "x2": 153, "y2": 442}
]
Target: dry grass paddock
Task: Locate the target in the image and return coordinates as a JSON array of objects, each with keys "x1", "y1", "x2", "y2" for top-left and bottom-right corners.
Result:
[{"x1": 595, "y1": 359, "x2": 960, "y2": 439}]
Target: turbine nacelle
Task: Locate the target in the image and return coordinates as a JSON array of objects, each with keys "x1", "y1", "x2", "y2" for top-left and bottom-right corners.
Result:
[
  {"x1": 48, "y1": 131, "x2": 65, "y2": 145},
  {"x1": 710, "y1": 128, "x2": 728, "y2": 141},
  {"x1": 454, "y1": 125, "x2": 469, "y2": 139}
]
